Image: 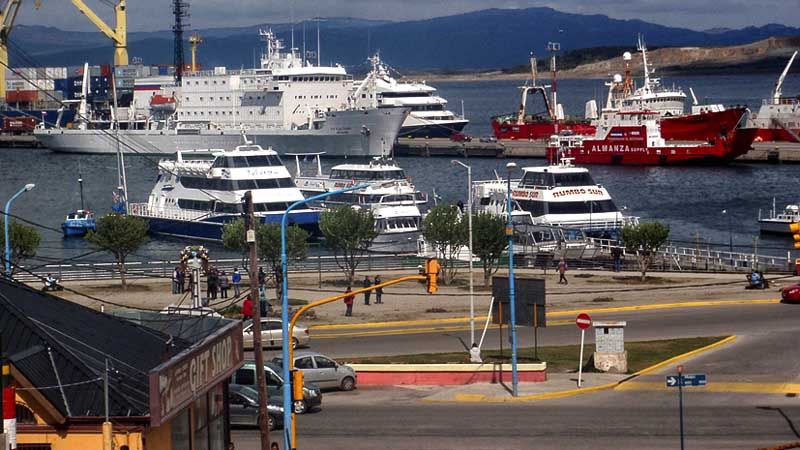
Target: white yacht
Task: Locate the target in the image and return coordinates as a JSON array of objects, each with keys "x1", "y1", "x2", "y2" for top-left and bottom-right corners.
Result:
[
  {"x1": 34, "y1": 29, "x2": 408, "y2": 156},
  {"x1": 128, "y1": 142, "x2": 319, "y2": 240},
  {"x1": 473, "y1": 159, "x2": 635, "y2": 237},
  {"x1": 758, "y1": 199, "x2": 800, "y2": 234},
  {"x1": 291, "y1": 154, "x2": 426, "y2": 254},
  {"x1": 353, "y1": 54, "x2": 468, "y2": 138}
]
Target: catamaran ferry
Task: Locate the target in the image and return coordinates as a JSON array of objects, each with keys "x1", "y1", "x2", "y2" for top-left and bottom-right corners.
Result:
[{"x1": 128, "y1": 143, "x2": 319, "y2": 240}]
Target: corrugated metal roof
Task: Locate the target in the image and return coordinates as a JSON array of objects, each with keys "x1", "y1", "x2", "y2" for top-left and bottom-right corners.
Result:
[{"x1": 0, "y1": 278, "x2": 193, "y2": 418}]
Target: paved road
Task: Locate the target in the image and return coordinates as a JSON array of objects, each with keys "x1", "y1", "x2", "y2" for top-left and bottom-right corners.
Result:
[{"x1": 304, "y1": 300, "x2": 795, "y2": 358}]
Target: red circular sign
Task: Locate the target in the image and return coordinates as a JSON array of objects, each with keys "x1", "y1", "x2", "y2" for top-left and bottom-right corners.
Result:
[{"x1": 575, "y1": 313, "x2": 592, "y2": 330}]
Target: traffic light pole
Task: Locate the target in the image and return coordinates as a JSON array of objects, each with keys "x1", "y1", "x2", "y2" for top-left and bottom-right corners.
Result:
[
  {"x1": 280, "y1": 185, "x2": 370, "y2": 450},
  {"x1": 285, "y1": 272, "x2": 437, "y2": 449}
]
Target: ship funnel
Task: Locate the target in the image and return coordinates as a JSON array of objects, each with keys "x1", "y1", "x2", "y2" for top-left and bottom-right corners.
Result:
[
  {"x1": 623, "y1": 52, "x2": 632, "y2": 61},
  {"x1": 585, "y1": 100, "x2": 598, "y2": 120}
]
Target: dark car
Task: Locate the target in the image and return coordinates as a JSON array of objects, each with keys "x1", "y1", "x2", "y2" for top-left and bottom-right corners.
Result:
[
  {"x1": 450, "y1": 132, "x2": 472, "y2": 142},
  {"x1": 229, "y1": 384, "x2": 284, "y2": 431},
  {"x1": 230, "y1": 361, "x2": 322, "y2": 414},
  {"x1": 782, "y1": 284, "x2": 800, "y2": 303}
]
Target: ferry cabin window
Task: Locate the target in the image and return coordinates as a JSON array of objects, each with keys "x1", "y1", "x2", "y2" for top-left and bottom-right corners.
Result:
[
  {"x1": 515, "y1": 199, "x2": 547, "y2": 216},
  {"x1": 330, "y1": 169, "x2": 406, "y2": 180},
  {"x1": 181, "y1": 177, "x2": 296, "y2": 190},
  {"x1": 546, "y1": 200, "x2": 618, "y2": 215},
  {"x1": 212, "y1": 155, "x2": 284, "y2": 168}
]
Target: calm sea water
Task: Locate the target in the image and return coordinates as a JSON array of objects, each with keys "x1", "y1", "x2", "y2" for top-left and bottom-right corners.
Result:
[{"x1": 1, "y1": 73, "x2": 799, "y2": 263}]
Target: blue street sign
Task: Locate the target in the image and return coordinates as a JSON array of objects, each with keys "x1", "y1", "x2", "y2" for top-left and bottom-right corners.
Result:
[{"x1": 666, "y1": 374, "x2": 707, "y2": 387}]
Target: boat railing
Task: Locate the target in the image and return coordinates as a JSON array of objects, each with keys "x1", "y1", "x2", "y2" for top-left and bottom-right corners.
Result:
[{"x1": 128, "y1": 203, "x2": 214, "y2": 222}]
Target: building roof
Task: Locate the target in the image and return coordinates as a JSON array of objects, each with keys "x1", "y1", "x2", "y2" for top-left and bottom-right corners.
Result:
[{"x1": 0, "y1": 278, "x2": 193, "y2": 419}]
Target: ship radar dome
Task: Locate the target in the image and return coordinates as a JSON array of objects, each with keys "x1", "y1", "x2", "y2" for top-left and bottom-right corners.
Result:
[
  {"x1": 623, "y1": 52, "x2": 632, "y2": 61},
  {"x1": 613, "y1": 74, "x2": 623, "y2": 83}
]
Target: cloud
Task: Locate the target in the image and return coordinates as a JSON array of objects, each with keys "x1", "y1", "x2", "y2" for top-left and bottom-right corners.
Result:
[{"x1": 14, "y1": 0, "x2": 800, "y2": 33}]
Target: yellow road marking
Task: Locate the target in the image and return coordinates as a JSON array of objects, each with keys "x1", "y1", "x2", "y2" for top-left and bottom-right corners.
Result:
[
  {"x1": 310, "y1": 298, "x2": 778, "y2": 331},
  {"x1": 425, "y1": 335, "x2": 738, "y2": 403},
  {"x1": 616, "y1": 381, "x2": 800, "y2": 394}
]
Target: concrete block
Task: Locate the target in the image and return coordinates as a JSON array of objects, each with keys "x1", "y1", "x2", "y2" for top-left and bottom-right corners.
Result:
[{"x1": 593, "y1": 351, "x2": 627, "y2": 373}]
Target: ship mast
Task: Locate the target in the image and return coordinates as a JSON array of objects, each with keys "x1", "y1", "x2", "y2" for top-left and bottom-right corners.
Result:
[
  {"x1": 172, "y1": 0, "x2": 189, "y2": 85},
  {"x1": 637, "y1": 34, "x2": 651, "y2": 94},
  {"x1": 548, "y1": 42, "x2": 560, "y2": 128}
]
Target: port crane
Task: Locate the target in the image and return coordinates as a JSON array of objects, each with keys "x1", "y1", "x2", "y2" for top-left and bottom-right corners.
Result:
[
  {"x1": 0, "y1": 0, "x2": 23, "y2": 101},
  {"x1": 69, "y1": 0, "x2": 128, "y2": 66}
]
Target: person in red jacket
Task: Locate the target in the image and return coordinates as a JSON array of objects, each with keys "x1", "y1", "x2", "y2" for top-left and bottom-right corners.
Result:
[
  {"x1": 343, "y1": 286, "x2": 354, "y2": 317},
  {"x1": 242, "y1": 295, "x2": 254, "y2": 321}
]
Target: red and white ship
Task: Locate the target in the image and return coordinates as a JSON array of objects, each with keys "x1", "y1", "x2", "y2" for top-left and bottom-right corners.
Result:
[
  {"x1": 546, "y1": 109, "x2": 757, "y2": 165},
  {"x1": 602, "y1": 36, "x2": 747, "y2": 142},
  {"x1": 748, "y1": 51, "x2": 800, "y2": 143},
  {"x1": 491, "y1": 46, "x2": 596, "y2": 140}
]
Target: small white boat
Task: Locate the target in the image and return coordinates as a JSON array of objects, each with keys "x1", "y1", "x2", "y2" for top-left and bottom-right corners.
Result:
[{"x1": 759, "y1": 198, "x2": 800, "y2": 234}]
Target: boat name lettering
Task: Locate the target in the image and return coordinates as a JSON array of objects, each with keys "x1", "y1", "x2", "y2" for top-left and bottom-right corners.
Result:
[
  {"x1": 588, "y1": 144, "x2": 647, "y2": 153},
  {"x1": 512, "y1": 189, "x2": 540, "y2": 199},
  {"x1": 552, "y1": 188, "x2": 604, "y2": 198}
]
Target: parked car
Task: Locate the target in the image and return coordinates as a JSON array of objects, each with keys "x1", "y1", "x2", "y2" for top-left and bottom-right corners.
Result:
[
  {"x1": 230, "y1": 361, "x2": 322, "y2": 414},
  {"x1": 272, "y1": 351, "x2": 357, "y2": 391},
  {"x1": 781, "y1": 284, "x2": 800, "y2": 303},
  {"x1": 242, "y1": 317, "x2": 310, "y2": 349},
  {"x1": 479, "y1": 136, "x2": 498, "y2": 143},
  {"x1": 229, "y1": 384, "x2": 284, "y2": 430},
  {"x1": 450, "y1": 132, "x2": 472, "y2": 142}
]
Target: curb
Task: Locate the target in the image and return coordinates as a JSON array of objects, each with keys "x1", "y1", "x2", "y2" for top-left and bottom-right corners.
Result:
[
  {"x1": 422, "y1": 335, "x2": 738, "y2": 403},
  {"x1": 310, "y1": 299, "x2": 777, "y2": 331}
]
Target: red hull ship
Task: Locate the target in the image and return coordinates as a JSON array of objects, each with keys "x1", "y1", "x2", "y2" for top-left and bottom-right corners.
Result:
[
  {"x1": 546, "y1": 111, "x2": 757, "y2": 166},
  {"x1": 660, "y1": 107, "x2": 749, "y2": 141},
  {"x1": 748, "y1": 51, "x2": 800, "y2": 143}
]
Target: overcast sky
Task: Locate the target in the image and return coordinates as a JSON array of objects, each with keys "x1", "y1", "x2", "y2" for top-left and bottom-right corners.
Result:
[{"x1": 15, "y1": 0, "x2": 799, "y2": 33}]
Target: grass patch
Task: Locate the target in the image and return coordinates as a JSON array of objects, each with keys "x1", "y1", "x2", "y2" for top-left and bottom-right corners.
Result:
[{"x1": 343, "y1": 336, "x2": 726, "y2": 374}]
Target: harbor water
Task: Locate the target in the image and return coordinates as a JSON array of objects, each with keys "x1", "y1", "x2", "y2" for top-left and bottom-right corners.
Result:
[{"x1": 1, "y1": 73, "x2": 799, "y2": 263}]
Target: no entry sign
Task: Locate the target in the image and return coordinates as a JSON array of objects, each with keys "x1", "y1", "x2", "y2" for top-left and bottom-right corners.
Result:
[{"x1": 575, "y1": 313, "x2": 592, "y2": 330}]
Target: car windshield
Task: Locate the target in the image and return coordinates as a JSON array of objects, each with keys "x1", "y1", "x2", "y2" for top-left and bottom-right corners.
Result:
[{"x1": 236, "y1": 385, "x2": 260, "y2": 400}]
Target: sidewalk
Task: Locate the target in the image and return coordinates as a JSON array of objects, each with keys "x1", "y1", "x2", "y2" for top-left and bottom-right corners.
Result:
[{"x1": 422, "y1": 372, "x2": 628, "y2": 403}]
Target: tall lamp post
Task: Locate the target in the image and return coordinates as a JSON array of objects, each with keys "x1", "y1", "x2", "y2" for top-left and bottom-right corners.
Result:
[
  {"x1": 4, "y1": 183, "x2": 35, "y2": 277},
  {"x1": 451, "y1": 159, "x2": 475, "y2": 345},
  {"x1": 722, "y1": 209, "x2": 733, "y2": 266},
  {"x1": 506, "y1": 162, "x2": 519, "y2": 397},
  {"x1": 280, "y1": 184, "x2": 369, "y2": 450}
]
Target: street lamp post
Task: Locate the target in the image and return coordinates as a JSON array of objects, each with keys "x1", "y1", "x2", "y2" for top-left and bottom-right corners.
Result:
[
  {"x1": 722, "y1": 209, "x2": 733, "y2": 267},
  {"x1": 506, "y1": 162, "x2": 519, "y2": 397},
  {"x1": 451, "y1": 160, "x2": 475, "y2": 346},
  {"x1": 4, "y1": 183, "x2": 35, "y2": 277},
  {"x1": 280, "y1": 184, "x2": 369, "y2": 450}
]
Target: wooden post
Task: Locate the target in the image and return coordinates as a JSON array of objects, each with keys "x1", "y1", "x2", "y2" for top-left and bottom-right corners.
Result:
[{"x1": 245, "y1": 191, "x2": 270, "y2": 450}]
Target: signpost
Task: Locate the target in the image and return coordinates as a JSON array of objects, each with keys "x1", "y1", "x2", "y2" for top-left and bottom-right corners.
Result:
[
  {"x1": 575, "y1": 313, "x2": 592, "y2": 388},
  {"x1": 665, "y1": 365, "x2": 707, "y2": 450}
]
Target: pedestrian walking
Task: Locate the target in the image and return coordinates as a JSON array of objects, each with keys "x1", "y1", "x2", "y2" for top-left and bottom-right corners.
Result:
[
  {"x1": 374, "y1": 275, "x2": 383, "y2": 304},
  {"x1": 362, "y1": 275, "x2": 372, "y2": 305},
  {"x1": 242, "y1": 295, "x2": 254, "y2": 321},
  {"x1": 172, "y1": 266, "x2": 180, "y2": 294},
  {"x1": 232, "y1": 267, "x2": 242, "y2": 297},
  {"x1": 178, "y1": 268, "x2": 186, "y2": 293},
  {"x1": 611, "y1": 247, "x2": 623, "y2": 272},
  {"x1": 558, "y1": 259, "x2": 568, "y2": 285},
  {"x1": 208, "y1": 269, "x2": 218, "y2": 300},
  {"x1": 343, "y1": 286, "x2": 354, "y2": 317},
  {"x1": 258, "y1": 267, "x2": 266, "y2": 299},
  {"x1": 219, "y1": 271, "x2": 230, "y2": 299}
]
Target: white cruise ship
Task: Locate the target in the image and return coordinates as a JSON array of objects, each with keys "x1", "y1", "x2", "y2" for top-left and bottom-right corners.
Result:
[
  {"x1": 353, "y1": 54, "x2": 468, "y2": 138},
  {"x1": 34, "y1": 29, "x2": 407, "y2": 157},
  {"x1": 128, "y1": 143, "x2": 319, "y2": 240},
  {"x1": 291, "y1": 155, "x2": 426, "y2": 254}
]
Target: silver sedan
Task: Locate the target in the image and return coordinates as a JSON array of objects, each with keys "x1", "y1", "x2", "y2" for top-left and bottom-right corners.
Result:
[
  {"x1": 273, "y1": 351, "x2": 357, "y2": 391},
  {"x1": 242, "y1": 317, "x2": 310, "y2": 349}
]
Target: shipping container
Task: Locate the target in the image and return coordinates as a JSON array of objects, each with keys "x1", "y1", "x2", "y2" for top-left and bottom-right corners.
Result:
[
  {"x1": 3, "y1": 116, "x2": 37, "y2": 133},
  {"x1": 54, "y1": 78, "x2": 68, "y2": 93},
  {"x1": 6, "y1": 90, "x2": 38, "y2": 103}
]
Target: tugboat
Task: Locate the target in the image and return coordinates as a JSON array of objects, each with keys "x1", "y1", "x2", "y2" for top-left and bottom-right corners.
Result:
[
  {"x1": 61, "y1": 169, "x2": 96, "y2": 237},
  {"x1": 758, "y1": 198, "x2": 800, "y2": 234},
  {"x1": 491, "y1": 48, "x2": 596, "y2": 140}
]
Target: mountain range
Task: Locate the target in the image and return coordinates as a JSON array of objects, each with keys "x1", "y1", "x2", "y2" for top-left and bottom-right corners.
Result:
[{"x1": 7, "y1": 8, "x2": 800, "y2": 71}]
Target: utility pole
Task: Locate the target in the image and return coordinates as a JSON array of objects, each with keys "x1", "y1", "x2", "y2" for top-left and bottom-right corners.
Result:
[
  {"x1": 245, "y1": 191, "x2": 270, "y2": 449},
  {"x1": 103, "y1": 358, "x2": 112, "y2": 450}
]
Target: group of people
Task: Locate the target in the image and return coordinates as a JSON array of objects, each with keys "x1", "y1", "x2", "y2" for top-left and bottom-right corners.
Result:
[
  {"x1": 172, "y1": 266, "x2": 244, "y2": 299},
  {"x1": 343, "y1": 275, "x2": 384, "y2": 316}
]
